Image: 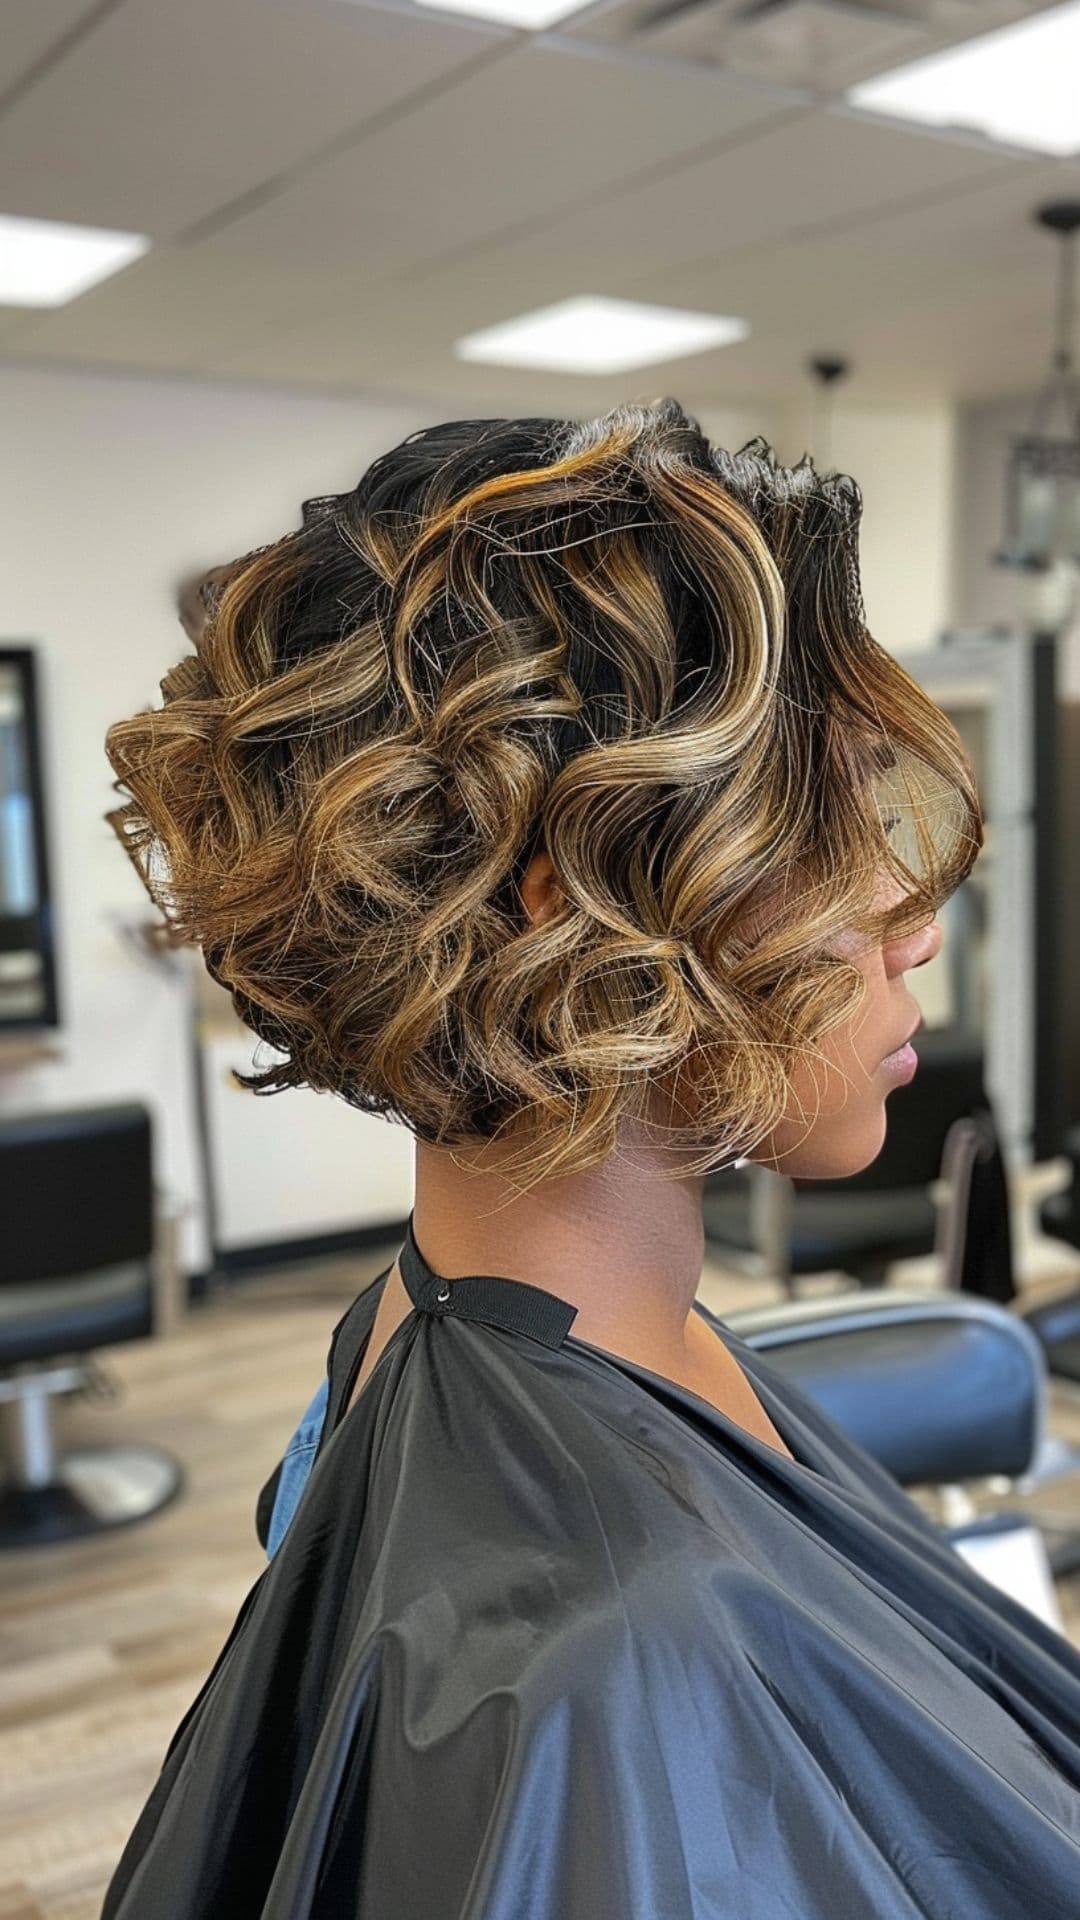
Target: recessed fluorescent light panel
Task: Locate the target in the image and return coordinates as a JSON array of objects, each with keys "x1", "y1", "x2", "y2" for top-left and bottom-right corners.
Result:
[
  {"x1": 846, "y1": 0, "x2": 1080, "y2": 158},
  {"x1": 456, "y1": 296, "x2": 750, "y2": 374},
  {"x1": 411, "y1": 0, "x2": 588, "y2": 25},
  {"x1": 0, "y1": 213, "x2": 150, "y2": 306}
]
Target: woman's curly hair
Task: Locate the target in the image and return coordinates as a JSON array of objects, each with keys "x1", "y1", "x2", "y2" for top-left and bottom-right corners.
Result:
[{"x1": 104, "y1": 398, "x2": 983, "y2": 1191}]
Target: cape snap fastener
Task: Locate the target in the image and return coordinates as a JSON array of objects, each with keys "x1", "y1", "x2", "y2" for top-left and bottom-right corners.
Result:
[{"x1": 435, "y1": 1283, "x2": 451, "y2": 1304}]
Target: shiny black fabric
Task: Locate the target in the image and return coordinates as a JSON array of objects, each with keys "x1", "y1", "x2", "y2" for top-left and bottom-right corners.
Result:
[{"x1": 102, "y1": 1213, "x2": 1080, "y2": 1917}]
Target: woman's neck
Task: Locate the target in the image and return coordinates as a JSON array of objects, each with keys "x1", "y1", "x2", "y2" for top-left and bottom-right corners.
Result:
[{"x1": 411, "y1": 1121, "x2": 708, "y2": 1367}]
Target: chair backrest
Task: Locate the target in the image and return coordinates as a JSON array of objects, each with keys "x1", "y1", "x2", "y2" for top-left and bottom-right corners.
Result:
[
  {"x1": 0, "y1": 1101, "x2": 154, "y2": 1286},
  {"x1": 935, "y1": 1100, "x2": 1016, "y2": 1304},
  {"x1": 725, "y1": 1289, "x2": 1044, "y2": 1484}
]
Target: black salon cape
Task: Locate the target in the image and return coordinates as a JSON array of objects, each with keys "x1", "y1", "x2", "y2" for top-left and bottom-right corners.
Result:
[{"x1": 101, "y1": 1216, "x2": 1080, "y2": 1919}]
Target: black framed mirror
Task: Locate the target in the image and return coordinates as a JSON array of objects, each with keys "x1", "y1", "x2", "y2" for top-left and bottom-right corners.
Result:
[{"x1": 0, "y1": 646, "x2": 60, "y2": 1029}]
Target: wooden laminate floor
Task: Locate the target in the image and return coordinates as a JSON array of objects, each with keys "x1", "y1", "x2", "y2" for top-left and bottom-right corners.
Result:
[{"x1": 1, "y1": 1245, "x2": 1079, "y2": 1918}]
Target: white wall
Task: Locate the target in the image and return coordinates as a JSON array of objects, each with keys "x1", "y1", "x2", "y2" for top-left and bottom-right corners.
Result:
[
  {"x1": 770, "y1": 396, "x2": 959, "y2": 658},
  {"x1": 0, "y1": 362, "x2": 957, "y2": 1278},
  {"x1": 0, "y1": 363, "x2": 446, "y2": 1275}
]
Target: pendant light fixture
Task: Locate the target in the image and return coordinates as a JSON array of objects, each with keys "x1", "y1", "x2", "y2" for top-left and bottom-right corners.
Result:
[
  {"x1": 805, "y1": 353, "x2": 851, "y2": 470},
  {"x1": 994, "y1": 200, "x2": 1080, "y2": 632}
]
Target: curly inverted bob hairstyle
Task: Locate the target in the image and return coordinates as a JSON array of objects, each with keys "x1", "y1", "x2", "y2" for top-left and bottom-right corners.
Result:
[{"x1": 104, "y1": 398, "x2": 983, "y2": 1189}]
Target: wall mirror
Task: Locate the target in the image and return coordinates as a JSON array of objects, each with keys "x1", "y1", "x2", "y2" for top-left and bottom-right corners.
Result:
[{"x1": 0, "y1": 646, "x2": 60, "y2": 1029}]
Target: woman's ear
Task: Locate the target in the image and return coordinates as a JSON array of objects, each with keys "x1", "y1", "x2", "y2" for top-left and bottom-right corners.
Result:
[{"x1": 519, "y1": 849, "x2": 562, "y2": 929}]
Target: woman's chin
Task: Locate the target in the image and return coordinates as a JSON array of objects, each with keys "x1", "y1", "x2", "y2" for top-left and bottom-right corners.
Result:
[{"x1": 762, "y1": 1105, "x2": 890, "y2": 1181}]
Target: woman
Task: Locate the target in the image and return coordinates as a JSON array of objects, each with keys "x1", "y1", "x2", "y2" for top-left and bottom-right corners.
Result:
[{"x1": 100, "y1": 401, "x2": 1080, "y2": 1917}]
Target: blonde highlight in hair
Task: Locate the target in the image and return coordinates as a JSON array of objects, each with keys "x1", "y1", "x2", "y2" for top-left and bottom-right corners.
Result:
[{"x1": 104, "y1": 399, "x2": 983, "y2": 1193}]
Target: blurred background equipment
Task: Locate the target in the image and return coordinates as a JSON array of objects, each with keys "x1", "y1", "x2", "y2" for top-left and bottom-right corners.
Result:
[{"x1": 0, "y1": 1102, "x2": 187, "y2": 1549}]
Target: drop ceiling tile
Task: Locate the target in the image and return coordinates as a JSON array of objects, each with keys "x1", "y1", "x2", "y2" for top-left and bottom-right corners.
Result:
[
  {"x1": 635, "y1": 156, "x2": 1079, "y2": 343},
  {"x1": 185, "y1": 274, "x2": 764, "y2": 409},
  {"x1": 408, "y1": 101, "x2": 1022, "y2": 291},
  {"x1": 192, "y1": 107, "x2": 1023, "y2": 395},
  {"x1": 2, "y1": 6, "x2": 1068, "y2": 415},
  {"x1": 0, "y1": 0, "x2": 96, "y2": 97},
  {"x1": 668, "y1": 256, "x2": 1064, "y2": 407},
  {"x1": 189, "y1": 244, "x2": 656, "y2": 387},
  {"x1": 154, "y1": 40, "x2": 799, "y2": 273},
  {"x1": 187, "y1": 160, "x2": 1072, "y2": 408},
  {"x1": 0, "y1": 244, "x2": 412, "y2": 365},
  {"x1": 818, "y1": 290, "x2": 1069, "y2": 404},
  {"x1": 0, "y1": 0, "x2": 506, "y2": 235},
  {"x1": 652, "y1": 149, "x2": 1077, "y2": 288},
  {"x1": 0, "y1": 303, "x2": 43, "y2": 345}
]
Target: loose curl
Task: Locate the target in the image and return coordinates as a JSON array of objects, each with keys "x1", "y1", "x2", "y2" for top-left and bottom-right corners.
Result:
[{"x1": 103, "y1": 398, "x2": 983, "y2": 1193}]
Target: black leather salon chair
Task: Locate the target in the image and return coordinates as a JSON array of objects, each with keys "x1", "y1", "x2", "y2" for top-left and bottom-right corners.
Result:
[
  {"x1": 726, "y1": 1091, "x2": 1080, "y2": 1588},
  {"x1": 0, "y1": 1101, "x2": 186, "y2": 1549},
  {"x1": 728, "y1": 1289, "x2": 1043, "y2": 1492},
  {"x1": 936, "y1": 1100, "x2": 1080, "y2": 1391},
  {"x1": 1027, "y1": 1120, "x2": 1080, "y2": 1381},
  {"x1": 702, "y1": 1029, "x2": 986, "y2": 1295},
  {"x1": 727, "y1": 1286, "x2": 1074, "y2": 1619}
]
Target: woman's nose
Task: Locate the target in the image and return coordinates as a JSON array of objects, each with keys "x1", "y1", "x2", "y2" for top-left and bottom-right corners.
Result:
[{"x1": 912, "y1": 918, "x2": 943, "y2": 968}]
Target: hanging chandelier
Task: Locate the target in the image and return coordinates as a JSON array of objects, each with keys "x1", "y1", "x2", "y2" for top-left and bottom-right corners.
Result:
[{"x1": 994, "y1": 200, "x2": 1080, "y2": 581}]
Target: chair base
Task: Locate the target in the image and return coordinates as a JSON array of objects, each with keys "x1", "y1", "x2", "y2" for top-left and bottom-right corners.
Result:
[{"x1": 0, "y1": 1444, "x2": 184, "y2": 1549}]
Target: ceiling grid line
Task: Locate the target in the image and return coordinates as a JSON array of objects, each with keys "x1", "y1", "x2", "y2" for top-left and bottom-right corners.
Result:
[
  {"x1": 0, "y1": 0, "x2": 1075, "y2": 406},
  {"x1": 0, "y1": 0, "x2": 128, "y2": 121}
]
